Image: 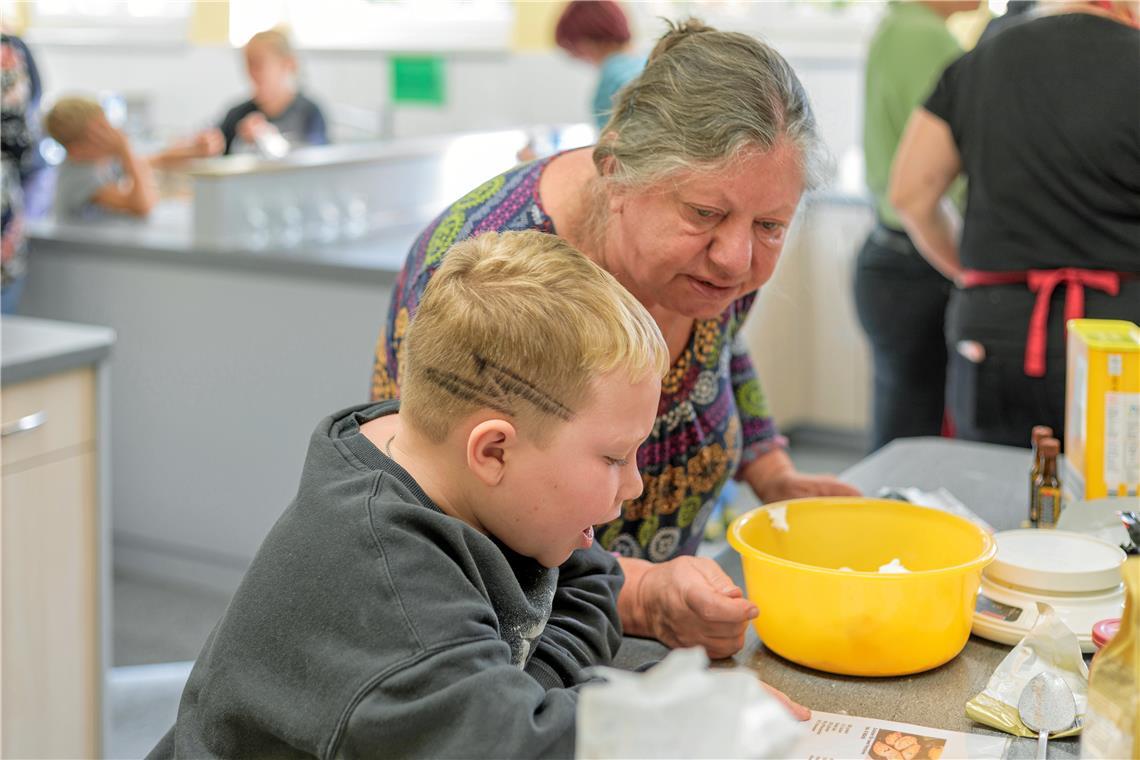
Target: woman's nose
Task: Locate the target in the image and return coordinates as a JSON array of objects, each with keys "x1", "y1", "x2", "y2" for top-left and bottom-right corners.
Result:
[{"x1": 709, "y1": 219, "x2": 753, "y2": 277}]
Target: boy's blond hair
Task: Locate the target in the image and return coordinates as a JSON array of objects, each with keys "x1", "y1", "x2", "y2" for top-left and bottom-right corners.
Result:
[
  {"x1": 44, "y1": 96, "x2": 104, "y2": 147},
  {"x1": 401, "y1": 231, "x2": 669, "y2": 444}
]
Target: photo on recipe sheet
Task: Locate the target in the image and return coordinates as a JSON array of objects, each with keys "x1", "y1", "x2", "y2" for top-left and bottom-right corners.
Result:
[
  {"x1": 867, "y1": 728, "x2": 945, "y2": 760},
  {"x1": 797, "y1": 711, "x2": 1008, "y2": 760}
]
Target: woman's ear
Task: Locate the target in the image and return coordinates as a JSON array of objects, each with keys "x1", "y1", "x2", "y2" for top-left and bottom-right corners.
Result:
[{"x1": 466, "y1": 418, "x2": 517, "y2": 486}]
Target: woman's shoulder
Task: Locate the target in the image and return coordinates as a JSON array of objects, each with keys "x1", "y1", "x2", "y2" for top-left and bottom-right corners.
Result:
[{"x1": 410, "y1": 158, "x2": 557, "y2": 272}]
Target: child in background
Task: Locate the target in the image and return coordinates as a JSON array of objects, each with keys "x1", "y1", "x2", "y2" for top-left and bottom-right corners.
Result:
[
  {"x1": 212, "y1": 28, "x2": 328, "y2": 156},
  {"x1": 149, "y1": 231, "x2": 669, "y2": 758},
  {"x1": 44, "y1": 96, "x2": 158, "y2": 219}
]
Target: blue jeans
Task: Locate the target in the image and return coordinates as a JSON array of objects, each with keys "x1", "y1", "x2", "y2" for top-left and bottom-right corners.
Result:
[{"x1": 1, "y1": 276, "x2": 25, "y2": 314}]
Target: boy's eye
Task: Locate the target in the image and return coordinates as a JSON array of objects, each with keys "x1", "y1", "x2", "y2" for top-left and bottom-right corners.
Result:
[{"x1": 604, "y1": 456, "x2": 628, "y2": 467}]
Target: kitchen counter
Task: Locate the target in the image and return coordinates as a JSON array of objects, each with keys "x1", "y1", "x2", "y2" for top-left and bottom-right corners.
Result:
[
  {"x1": 616, "y1": 438, "x2": 1082, "y2": 759},
  {"x1": 27, "y1": 201, "x2": 419, "y2": 284},
  {"x1": 2, "y1": 315, "x2": 116, "y2": 385}
]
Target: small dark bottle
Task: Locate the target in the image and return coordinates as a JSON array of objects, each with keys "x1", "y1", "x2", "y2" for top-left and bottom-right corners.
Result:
[
  {"x1": 1034, "y1": 438, "x2": 1063, "y2": 528},
  {"x1": 1028, "y1": 426, "x2": 1053, "y2": 526}
]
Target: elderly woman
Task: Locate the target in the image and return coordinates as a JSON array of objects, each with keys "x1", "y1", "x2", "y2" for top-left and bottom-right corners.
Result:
[
  {"x1": 372, "y1": 19, "x2": 858, "y2": 659},
  {"x1": 890, "y1": 0, "x2": 1140, "y2": 447}
]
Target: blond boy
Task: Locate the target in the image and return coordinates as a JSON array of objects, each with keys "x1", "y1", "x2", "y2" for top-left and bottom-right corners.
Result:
[
  {"x1": 150, "y1": 231, "x2": 668, "y2": 758},
  {"x1": 44, "y1": 96, "x2": 160, "y2": 218}
]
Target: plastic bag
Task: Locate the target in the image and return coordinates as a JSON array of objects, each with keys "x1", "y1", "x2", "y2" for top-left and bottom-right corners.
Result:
[
  {"x1": 965, "y1": 602, "x2": 1088, "y2": 738},
  {"x1": 575, "y1": 647, "x2": 802, "y2": 759}
]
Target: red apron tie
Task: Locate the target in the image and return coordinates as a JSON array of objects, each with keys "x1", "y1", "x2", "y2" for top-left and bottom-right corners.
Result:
[{"x1": 960, "y1": 268, "x2": 1122, "y2": 377}]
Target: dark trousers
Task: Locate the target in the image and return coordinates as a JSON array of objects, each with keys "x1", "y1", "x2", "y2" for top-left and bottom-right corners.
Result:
[
  {"x1": 854, "y1": 226, "x2": 953, "y2": 452},
  {"x1": 946, "y1": 279, "x2": 1140, "y2": 448}
]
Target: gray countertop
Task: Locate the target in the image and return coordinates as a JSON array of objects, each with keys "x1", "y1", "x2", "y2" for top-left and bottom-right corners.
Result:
[
  {"x1": 615, "y1": 438, "x2": 1081, "y2": 759},
  {"x1": 2, "y1": 315, "x2": 116, "y2": 385},
  {"x1": 27, "y1": 201, "x2": 419, "y2": 285}
]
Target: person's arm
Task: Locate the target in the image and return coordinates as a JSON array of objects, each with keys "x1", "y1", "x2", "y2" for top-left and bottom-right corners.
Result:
[
  {"x1": 86, "y1": 119, "x2": 157, "y2": 216},
  {"x1": 148, "y1": 128, "x2": 224, "y2": 169},
  {"x1": 524, "y1": 543, "x2": 623, "y2": 688},
  {"x1": 304, "y1": 100, "x2": 329, "y2": 146},
  {"x1": 889, "y1": 107, "x2": 964, "y2": 283},
  {"x1": 339, "y1": 636, "x2": 581, "y2": 759}
]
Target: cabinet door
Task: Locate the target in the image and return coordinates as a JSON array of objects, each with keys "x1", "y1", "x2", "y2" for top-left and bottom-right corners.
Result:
[{"x1": 2, "y1": 450, "x2": 100, "y2": 759}]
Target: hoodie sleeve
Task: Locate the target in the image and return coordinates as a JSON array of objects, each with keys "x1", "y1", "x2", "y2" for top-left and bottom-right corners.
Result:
[{"x1": 524, "y1": 543, "x2": 624, "y2": 690}]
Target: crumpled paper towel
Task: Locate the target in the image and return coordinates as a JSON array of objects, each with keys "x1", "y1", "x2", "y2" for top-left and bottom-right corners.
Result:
[
  {"x1": 575, "y1": 647, "x2": 802, "y2": 759},
  {"x1": 965, "y1": 602, "x2": 1088, "y2": 738}
]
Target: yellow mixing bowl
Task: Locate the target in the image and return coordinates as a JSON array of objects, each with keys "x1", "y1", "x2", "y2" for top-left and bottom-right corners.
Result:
[{"x1": 727, "y1": 497, "x2": 996, "y2": 677}]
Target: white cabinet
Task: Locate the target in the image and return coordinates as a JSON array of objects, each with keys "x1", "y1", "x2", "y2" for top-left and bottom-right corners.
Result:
[{"x1": 1, "y1": 318, "x2": 113, "y2": 759}]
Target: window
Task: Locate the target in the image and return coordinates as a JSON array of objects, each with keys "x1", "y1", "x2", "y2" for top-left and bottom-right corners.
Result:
[
  {"x1": 228, "y1": 0, "x2": 512, "y2": 52},
  {"x1": 20, "y1": 0, "x2": 191, "y2": 45}
]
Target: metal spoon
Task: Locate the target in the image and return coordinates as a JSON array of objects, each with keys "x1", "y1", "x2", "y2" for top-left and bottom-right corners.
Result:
[{"x1": 1017, "y1": 672, "x2": 1077, "y2": 760}]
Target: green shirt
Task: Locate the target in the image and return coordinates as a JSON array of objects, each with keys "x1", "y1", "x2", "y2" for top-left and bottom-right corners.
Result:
[{"x1": 864, "y1": 1, "x2": 966, "y2": 230}]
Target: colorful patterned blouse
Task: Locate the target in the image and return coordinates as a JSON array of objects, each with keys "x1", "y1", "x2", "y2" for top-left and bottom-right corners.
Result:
[{"x1": 371, "y1": 154, "x2": 788, "y2": 561}]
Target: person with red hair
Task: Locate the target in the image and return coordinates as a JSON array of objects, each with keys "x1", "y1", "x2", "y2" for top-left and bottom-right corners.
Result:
[{"x1": 555, "y1": 1, "x2": 644, "y2": 130}]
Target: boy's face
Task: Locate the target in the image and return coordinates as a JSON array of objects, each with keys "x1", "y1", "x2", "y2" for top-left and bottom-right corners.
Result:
[{"x1": 478, "y1": 369, "x2": 659, "y2": 568}]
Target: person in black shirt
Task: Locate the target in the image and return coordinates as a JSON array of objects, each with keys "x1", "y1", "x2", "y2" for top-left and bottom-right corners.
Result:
[{"x1": 889, "y1": 0, "x2": 1140, "y2": 447}]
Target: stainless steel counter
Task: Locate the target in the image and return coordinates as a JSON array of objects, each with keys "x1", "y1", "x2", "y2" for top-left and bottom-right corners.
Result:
[
  {"x1": 615, "y1": 438, "x2": 1081, "y2": 759},
  {"x1": 27, "y1": 201, "x2": 418, "y2": 284}
]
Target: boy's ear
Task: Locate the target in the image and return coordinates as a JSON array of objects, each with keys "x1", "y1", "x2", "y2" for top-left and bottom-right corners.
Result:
[{"x1": 466, "y1": 418, "x2": 517, "y2": 486}]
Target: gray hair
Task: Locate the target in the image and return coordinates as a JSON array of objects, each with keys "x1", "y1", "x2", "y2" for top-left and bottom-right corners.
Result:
[{"x1": 593, "y1": 18, "x2": 830, "y2": 192}]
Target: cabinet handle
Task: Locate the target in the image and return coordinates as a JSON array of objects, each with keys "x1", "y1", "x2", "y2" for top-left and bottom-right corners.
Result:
[{"x1": 1, "y1": 411, "x2": 47, "y2": 437}]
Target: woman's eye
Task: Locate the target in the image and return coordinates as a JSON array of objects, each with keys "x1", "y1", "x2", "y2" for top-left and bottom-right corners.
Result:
[
  {"x1": 688, "y1": 205, "x2": 719, "y2": 220},
  {"x1": 605, "y1": 456, "x2": 628, "y2": 467},
  {"x1": 758, "y1": 221, "x2": 787, "y2": 240}
]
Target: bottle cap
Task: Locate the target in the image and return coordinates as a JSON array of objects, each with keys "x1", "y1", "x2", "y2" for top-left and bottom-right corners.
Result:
[
  {"x1": 1092, "y1": 618, "x2": 1121, "y2": 650},
  {"x1": 1040, "y1": 438, "x2": 1060, "y2": 457},
  {"x1": 1031, "y1": 426, "x2": 1053, "y2": 446}
]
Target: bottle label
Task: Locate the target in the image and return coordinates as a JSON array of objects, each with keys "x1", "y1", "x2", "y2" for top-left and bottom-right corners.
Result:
[{"x1": 1038, "y1": 487, "x2": 1061, "y2": 527}]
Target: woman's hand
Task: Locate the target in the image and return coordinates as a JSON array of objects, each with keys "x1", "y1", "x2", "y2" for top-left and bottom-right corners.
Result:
[
  {"x1": 754, "y1": 471, "x2": 861, "y2": 503},
  {"x1": 618, "y1": 555, "x2": 756, "y2": 660},
  {"x1": 741, "y1": 448, "x2": 860, "y2": 504}
]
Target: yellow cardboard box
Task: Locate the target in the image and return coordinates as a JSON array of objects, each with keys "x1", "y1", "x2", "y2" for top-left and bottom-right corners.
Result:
[{"x1": 1064, "y1": 319, "x2": 1140, "y2": 501}]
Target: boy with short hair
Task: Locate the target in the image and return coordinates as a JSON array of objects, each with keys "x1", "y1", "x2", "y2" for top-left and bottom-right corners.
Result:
[
  {"x1": 45, "y1": 96, "x2": 158, "y2": 219},
  {"x1": 150, "y1": 230, "x2": 669, "y2": 758}
]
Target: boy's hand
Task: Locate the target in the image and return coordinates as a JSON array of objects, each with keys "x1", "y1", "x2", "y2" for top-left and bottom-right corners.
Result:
[
  {"x1": 624, "y1": 555, "x2": 756, "y2": 660},
  {"x1": 759, "y1": 680, "x2": 811, "y2": 721},
  {"x1": 86, "y1": 116, "x2": 129, "y2": 157}
]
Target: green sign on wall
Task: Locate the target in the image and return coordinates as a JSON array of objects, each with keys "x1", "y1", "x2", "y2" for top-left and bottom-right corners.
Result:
[{"x1": 391, "y1": 56, "x2": 446, "y2": 106}]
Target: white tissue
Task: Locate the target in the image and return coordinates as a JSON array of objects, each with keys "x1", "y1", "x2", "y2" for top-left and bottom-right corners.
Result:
[{"x1": 576, "y1": 648, "x2": 802, "y2": 759}]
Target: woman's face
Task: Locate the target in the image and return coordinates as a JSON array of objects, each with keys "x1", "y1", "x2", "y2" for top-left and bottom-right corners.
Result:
[
  {"x1": 244, "y1": 41, "x2": 294, "y2": 97},
  {"x1": 605, "y1": 141, "x2": 805, "y2": 320}
]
